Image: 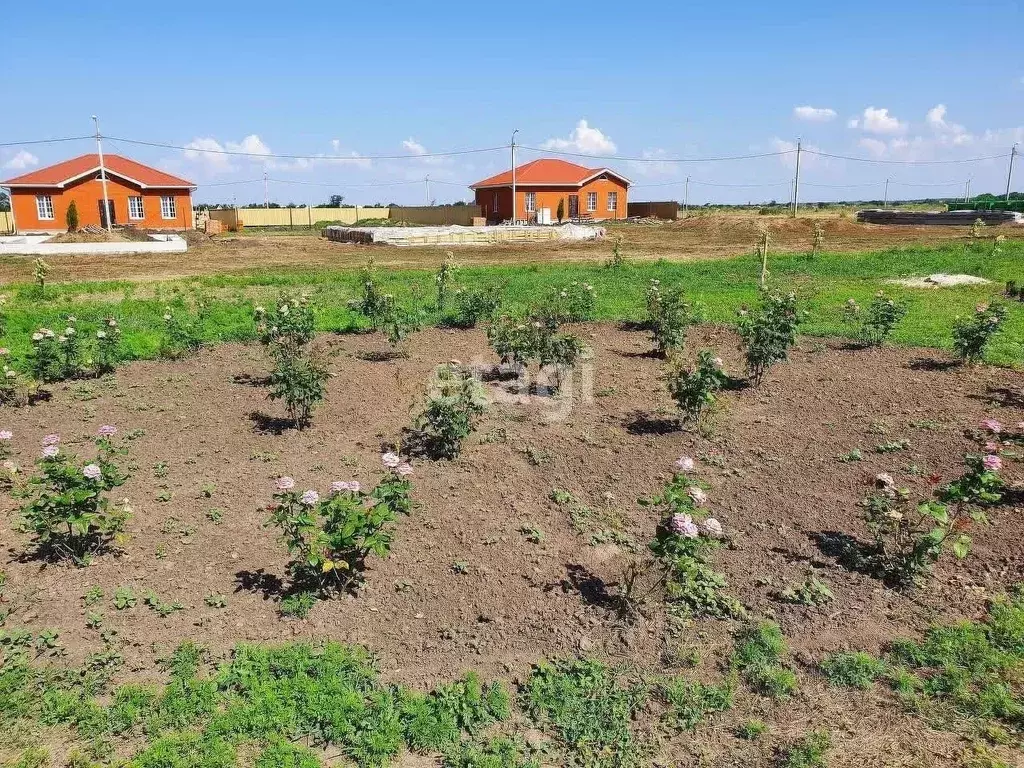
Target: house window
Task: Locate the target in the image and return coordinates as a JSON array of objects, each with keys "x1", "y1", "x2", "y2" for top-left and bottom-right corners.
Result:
[
  {"x1": 128, "y1": 196, "x2": 145, "y2": 220},
  {"x1": 586, "y1": 192, "x2": 597, "y2": 212},
  {"x1": 607, "y1": 191, "x2": 618, "y2": 212},
  {"x1": 160, "y1": 196, "x2": 176, "y2": 219},
  {"x1": 524, "y1": 191, "x2": 536, "y2": 213},
  {"x1": 36, "y1": 195, "x2": 54, "y2": 220}
]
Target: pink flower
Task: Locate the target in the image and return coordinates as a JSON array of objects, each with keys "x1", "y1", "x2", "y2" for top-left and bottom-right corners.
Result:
[
  {"x1": 41, "y1": 445, "x2": 59, "y2": 458},
  {"x1": 702, "y1": 518, "x2": 724, "y2": 537},
  {"x1": 300, "y1": 489, "x2": 320, "y2": 506},
  {"x1": 82, "y1": 464, "x2": 101, "y2": 480},
  {"x1": 687, "y1": 486, "x2": 708, "y2": 506},
  {"x1": 711, "y1": 357, "x2": 724, "y2": 370},
  {"x1": 396, "y1": 463, "x2": 413, "y2": 477},
  {"x1": 985, "y1": 442, "x2": 1000, "y2": 452},
  {"x1": 2, "y1": 460, "x2": 16, "y2": 472},
  {"x1": 0, "y1": 430, "x2": 12, "y2": 441},
  {"x1": 0, "y1": 348, "x2": 9, "y2": 356},
  {"x1": 983, "y1": 454, "x2": 1003, "y2": 471},
  {"x1": 981, "y1": 419, "x2": 1002, "y2": 434},
  {"x1": 97, "y1": 425, "x2": 117, "y2": 437},
  {"x1": 330, "y1": 480, "x2": 361, "y2": 493},
  {"x1": 669, "y1": 513, "x2": 699, "y2": 538},
  {"x1": 276, "y1": 476, "x2": 295, "y2": 491},
  {"x1": 382, "y1": 452, "x2": 401, "y2": 469},
  {"x1": 675, "y1": 456, "x2": 695, "y2": 472},
  {"x1": 42, "y1": 434, "x2": 60, "y2": 446}
]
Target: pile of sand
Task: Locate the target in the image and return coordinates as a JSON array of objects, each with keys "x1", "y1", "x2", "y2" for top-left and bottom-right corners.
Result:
[{"x1": 890, "y1": 273, "x2": 991, "y2": 288}]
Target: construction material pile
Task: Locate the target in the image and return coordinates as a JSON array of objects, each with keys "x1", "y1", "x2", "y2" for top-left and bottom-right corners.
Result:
[
  {"x1": 856, "y1": 209, "x2": 1022, "y2": 226},
  {"x1": 324, "y1": 224, "x2": 605, "y2": 247}
]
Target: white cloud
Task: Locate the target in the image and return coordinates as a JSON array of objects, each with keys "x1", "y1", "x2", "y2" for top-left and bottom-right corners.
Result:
[
  {"x1": 793, "y1": 106, "x2": 836, "y2": 122},
  {"x1": 629, "y1": 148, "x2": 678, "y2": 177},
  {"x1": 402, "y1": 138, "x2": 427, "y2": 156},
  {"x1": 857, "y1": 137, "x2": 889, "y2": 157},
  {"x1": 541, "y1": 119, "x2": 616, "y2": 155},
  {"x1": 925, "y1": 104, "x2": 973, "y2": 145},
  {"x1": 859, "y1": 107, "x2": 906, "y2": 135},
  {"x1": 847, "y1": 117, "x2": 860, "y2": 129},
  {"x1": 2, "y1": 150, "x2": 39, "y2": 171}
]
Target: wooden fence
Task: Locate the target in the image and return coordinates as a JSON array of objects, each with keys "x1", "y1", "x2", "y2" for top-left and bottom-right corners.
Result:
[
  {"x1": 206, "y1": 206, "x2": 390, "y2": 230},
  {"x1": 0, "y1": 211, "x2": 13, "y2": 234},
  {"x1": 627, "y1": 201, "x2": 680, "y2": 220}
]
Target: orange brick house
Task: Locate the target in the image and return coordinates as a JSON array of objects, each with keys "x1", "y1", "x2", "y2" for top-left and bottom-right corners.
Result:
[
  {"x1": 470, "y1": 158, "x2": 630, "y2": 224},
  {"x1": 2, "y1": 154, "x2": 195, "y2": 233}
]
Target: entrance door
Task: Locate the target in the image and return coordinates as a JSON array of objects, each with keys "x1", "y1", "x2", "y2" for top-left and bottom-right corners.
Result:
[
  {"x1": 568, "y1": 194, "x2": 579, "y2": 220},
  {"x1": 98, "y1": 200, "x2": 115, "y2": 227}
]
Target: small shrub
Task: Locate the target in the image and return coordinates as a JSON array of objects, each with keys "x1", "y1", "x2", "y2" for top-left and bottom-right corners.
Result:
[
  {"x1": 623, "y1": 461, "x2": 743, "y2": 620},
  {"x1": 811, "y1": 221, "x2": 825, "y2": 255},
  {"x1": 436, "y1": 251, "x2": 457, "y2": 311},
  {"x1": 737, "y1": 290, "x2": 803, "y2": 384},
  {"x1": 33, "y1": 258, "x2": 50, "y2": 295},
  {"x1": 413, "y1": 364, "x2": 487, "y2": 459},
  {"x1": 665, "y1": 350, "x2": 728, "y2": 424},
  {"x1": 486, "y1": 311, "x2": 584, "y2": 390},
  {"x1": 450, "y1": 285, "x2": 502, "y2": 328},
  {"x1": 254, "y1": 294, "x2": 315, "y2": 356},
  {"x1": 350, "y1": 260, "x2": 389, "y2": 322},
  {"x1": 952, "y1": 302, "x2": 1008, "y2": 364},
  {"x1": 860, "y1": 455, "x2": 1002, "y2": 588},
  {"x1": 731, "y1": 621, "x2": 798, "y2": 699},
  {"x1": 820, "y1": 651, "x2": 885, "y2": 689},
  {"x1": 268, "y1": 348, "x2": 328, "y2": 429},
  {"x1": 842, "y1": 291, "x2": 908, "y2": 346},
  {"x1": 736, "y1": 719, "x2": 768, "y2": 740},
  {"x1": 30, "y1": 327, "x2": 62, "y2": 382},
  {"x1": 265, "y1": 455, "x2": 412, "y2": 598},
  {"x1": 159, "y1": 306, "x2": 203, "y2": 359},
  {"x1": 646, "y1": 280, "x2": 697, "y2": 356},
  {"x1": 95, "y1": 318, "x2": 122, "y2": 375},
  {"x1": 540, "y1": 281, "x2": 595, "y2": 323},
  {"x1": 605, "y1": 236, "x2": 626, "y2": 268},
  {"x1": 15, "y1": 426, "x2": 129, "y2": 565},
  {"x1": 279, "y1": 591, "x2": 316, "y2": 618},
  {"x1": 66, "y1": 200, "x2": 80, "y2": 232},
  {"x1": 780, "y1": 729, "x2": 831, "y2": 768}
]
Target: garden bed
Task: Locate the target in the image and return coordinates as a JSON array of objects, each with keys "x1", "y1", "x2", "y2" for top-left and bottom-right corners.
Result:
[{"x1": 1, "y1": 321, "x2": 1021, "y2": 765}]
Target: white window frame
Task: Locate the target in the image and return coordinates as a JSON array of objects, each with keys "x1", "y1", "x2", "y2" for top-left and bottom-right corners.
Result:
[
  {"x1": 524, "y1": 191, "x2": 536, "y2": 213},
  {"x1": 160, "y1": 196, "x2": 176, "y2": 220},
  {"x1": 128, "y1": 196, "x2": 145, "y2": 220},
  {"x1": 586, "y1": 192, "x2": 597, "y2": 213},
  {"x1": 36, "y1": 195, "x2": 54, "y2": 220},
  {"x1": 607, "y1": 191, "x2": 618, "y2": 212}
]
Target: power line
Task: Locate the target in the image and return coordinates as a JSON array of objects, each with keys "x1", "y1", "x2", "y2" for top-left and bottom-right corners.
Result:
[
  {"x1": 518, "y1": 144, "x2": 795, "y2": 163},
  {"x1": 105, "y1": 136, "x2": 505, "y2": 162},
  {"x1": 805, "y1": 149, "x2": 1010, "y2": 165},
  {"x1": 0, "y1": 136, "x2": 93, "y2": 148},
  {"x1": 267, "y1": 177, "x2": 423, "y2": 188}
]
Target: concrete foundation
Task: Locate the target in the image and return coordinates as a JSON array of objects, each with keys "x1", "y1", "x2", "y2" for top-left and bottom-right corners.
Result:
[
  {"x1": 323, "y1": 223, "x2": 605, "y2": 247},
  {"x1": 0, "y1": 234, "x2": 188, "y2": 256}
]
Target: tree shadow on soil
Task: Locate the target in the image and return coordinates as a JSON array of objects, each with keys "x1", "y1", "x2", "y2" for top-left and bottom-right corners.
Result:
[
  {"x1": 907, "y1": 357, "x2": 959, "y2": 372},
  {"x1": 623, "y1": 411, "x2": 679, "y2": 435},
  {"x1": 615, "y1": 349, "x2": 663, "y2": 360},
  {"x1": 234, "y1": 569, "x2": 284, "y2": 600},
  {"x1": 232, "y1": 373, "x2": 271, "y2": 387},
  {"x1": 553, "y1": 564, "x2": 622, "y2": 613},
  {"x1": 974, "y1": 386, "x2": 1024, "y2": 408},
  {"x1": 617, "y1": 320, "x2": 649, "y2": 333},
  {"x1": 248, "y1": 411, "x2": 295, "y2": 435},
  {"x1": 356, "y1": 349, "x2": 407, "y2": 363}
]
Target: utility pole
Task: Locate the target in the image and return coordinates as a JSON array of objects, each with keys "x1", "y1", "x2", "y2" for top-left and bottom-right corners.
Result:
[
  {"x1": 425, "y1": 175, "x2": 430, "y2": 205},
  {"x1": 684, "y1": 175, "x2": 690, "y2": 215},
  {"x1": 883, "y1": 178, "x2": 889, "y2": 208},
  {"x1": 791, "y1": 137, "x2": 802, "y2": 217},
  {"x1": 1006, "y1": 143, "x2": 1018, "y2": 202},
  {"x1": 965, "y1": 178, "x2": 971, "y2": 203},
  {"x1": 510, "y1": 129, "x2": 518, "y2": 225},
  {"x1": 92, "y1": 116, "x2": 112, "y2": 233},
  {"x1": 263, "y1": 169, "x2": 269, "y2": 209}
]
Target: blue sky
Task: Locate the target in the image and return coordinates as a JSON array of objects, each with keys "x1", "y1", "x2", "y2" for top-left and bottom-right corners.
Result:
[{"x1": 2, "y1": 0, "x2": 1022, "y2": 204}]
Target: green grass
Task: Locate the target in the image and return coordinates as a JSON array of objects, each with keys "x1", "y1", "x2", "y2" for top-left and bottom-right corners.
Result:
[
  {"x1": 3, "y1": 239, "x2": 1023, "y2": 368},
  {"x1": 779, "y1": 729, "x2": 831, "y2": 768},
  {"x1": 731, "y1": 622, "x2": 799, "y2": 699},
  {"x1": 658, "y1": 674, "x2": 735, "y2": 731},
  {"x1": 825, "y1": 589, "x2": 1024, "y2": 738},
  {"x1": 521, "y1": 658, "x2": 650, "y2": 768}
]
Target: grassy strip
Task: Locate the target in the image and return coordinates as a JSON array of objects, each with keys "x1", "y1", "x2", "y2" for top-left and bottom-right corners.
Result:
[{"x1": 2, "y1": 239, "x2": 1023, "y2": 366}]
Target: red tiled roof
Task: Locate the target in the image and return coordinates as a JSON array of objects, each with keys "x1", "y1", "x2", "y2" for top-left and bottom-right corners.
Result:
[
  {"x1": 470, "y1": 158, "x2": 630, "y2": 189},
  {"x1": 2, "y1": 154, "x2": 195, "y2": 189}
]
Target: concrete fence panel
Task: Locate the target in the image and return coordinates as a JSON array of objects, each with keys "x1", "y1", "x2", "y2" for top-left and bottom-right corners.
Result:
[
  {"x1": 206, "y1": 207, "x2": 390, "y2": 229},
  {"x1": 627, "y1": 201, "x2": 680, "y2": 220},
  {"x1": 389, "y1": 205, "x2": 482, "y2": 226}
]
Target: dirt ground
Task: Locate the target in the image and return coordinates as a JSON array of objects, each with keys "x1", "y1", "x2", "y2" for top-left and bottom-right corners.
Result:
[
  {"x1": 1, "y1": 214, "x2": 1017, "y2": 284},
  {"x1": 1, "y1": 322, "x2": 1021, "y2": 765}
]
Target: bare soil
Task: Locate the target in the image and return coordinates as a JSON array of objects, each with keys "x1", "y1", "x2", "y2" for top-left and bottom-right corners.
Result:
[
  {"x1": 1, "y1": 323, "x2": 1022, "y2": 766},
  {"x1": 3, "y1": 214, "x2": 1018, "y2": 284}
]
